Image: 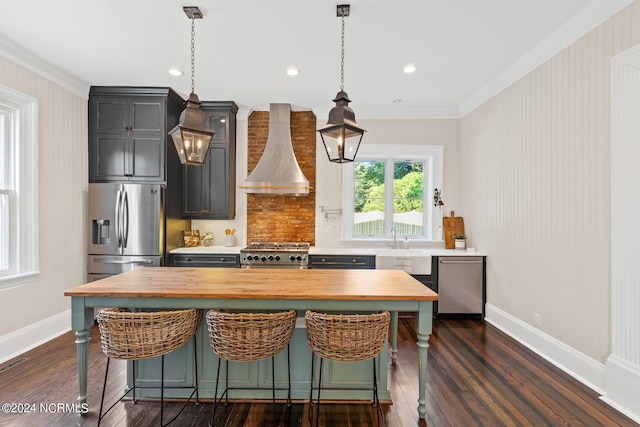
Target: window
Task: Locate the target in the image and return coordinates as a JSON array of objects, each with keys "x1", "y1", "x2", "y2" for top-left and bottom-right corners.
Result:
[
  {"x1": 0, "y1": 84, "x2": 38, "y2": 289},
  {"x1": 343, "y1": 145, "x2": 443, "y2": 241}
]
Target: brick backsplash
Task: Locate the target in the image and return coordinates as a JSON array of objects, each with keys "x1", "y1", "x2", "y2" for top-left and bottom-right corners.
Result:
[{"x1": 246, "y1": 110, "x2": 316, "y2": 244}]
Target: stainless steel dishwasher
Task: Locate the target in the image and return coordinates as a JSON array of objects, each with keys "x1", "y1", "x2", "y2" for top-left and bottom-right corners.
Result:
[{"x1": 438, "y1": 256, "x2": 484, "y2": 314}]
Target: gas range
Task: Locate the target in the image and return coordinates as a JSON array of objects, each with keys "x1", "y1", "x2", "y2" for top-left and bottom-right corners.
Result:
[{"x1": 240, "y1": 242, "x2": 310, "y2": 268}]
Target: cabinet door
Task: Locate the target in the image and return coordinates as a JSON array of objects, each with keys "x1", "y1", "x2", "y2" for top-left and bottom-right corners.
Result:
[
  {"x1": 130, "y1": 99, "x2": 164, "y2": 132},
  {"x1": 93, "y1": 98, "x2": 127, "y2": 132},
  {"x1": 207, "y1": 144, "x2": 230, "y2": 216},
  {"x1": 89, "y1": 95, "x2": 166, "y2": 182},
  {"x1": 129, "y1": 134, "x2": 164, "y2": 181},
  {"x1": 128, "y1": 98, "x2": 165, "y2": 181},
  {"x1": 182, "y1": 107, "x2": 236, "y2": 219},
  {"x1": 89, "y1": 98, "x2": 128, "y2": 181},
  {"x1": 169, "y1": 254, "x2": 239, "y2": 268},
  {"x1": 309, "y1": 255, "x2": 375, "y2": 269},
  {"x1": 90, "y1": 134, "x2": 128, "y2": 180},
  {"x1": 183, "y1": 162, "x2": 207, "y2": 215}
]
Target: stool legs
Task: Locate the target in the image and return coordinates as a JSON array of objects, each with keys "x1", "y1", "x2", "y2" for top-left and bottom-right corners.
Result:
[
  {"x1": 308, "y1": 354, "x2": 382, "y2": 427},
  {"x1": 97, "y1": 358, "x2": 110, "y2": 427},
  {"x1": 210, "y1": 347, "x2": 292, "y2": 427},
  {"x1": 98, "y1": 337, "x2": 199, "y2": 427}
]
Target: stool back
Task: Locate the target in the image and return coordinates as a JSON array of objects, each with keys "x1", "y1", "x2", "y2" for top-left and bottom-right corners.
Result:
[
  {"x1": 206, "y1": 309, "x2": 297, "y2": 362},
  {"x1": 97, "y1": 308, "x2": 201, "y2": 360},
  {"x1": 305, "y1": 311, "x2": 391, "y2": 362}
]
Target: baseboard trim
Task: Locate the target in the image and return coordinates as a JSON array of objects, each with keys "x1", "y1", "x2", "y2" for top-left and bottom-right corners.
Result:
[
  {"x1": 602, "y1": 355, "x2": 640, "y2": 424},
  {"x1": 484, "y1": 304, "x2": 605, "y2": 393},
  {"x1": 0, "y1": 310, "x2": 71, "y2": 364}
]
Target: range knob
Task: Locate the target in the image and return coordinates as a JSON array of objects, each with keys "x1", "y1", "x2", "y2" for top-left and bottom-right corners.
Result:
[
  {"x1": 268, "y1": 255, "x2": 274, "y2": 261},
  {"x1": 252, "y1": 255, "x2": 259, "y2": 261},
  {"x1": 295, "y1": 255, "x2": 302, "y2": 261},
  {"x1": 275, "y1": 255, "x2": 281, "y2": 261},
  {"x1": 289, "y1": 255, "x2": 296, "y2": 261},
  {"x1": 260, "y1": 256, "x2": 267, "y2": 262}
]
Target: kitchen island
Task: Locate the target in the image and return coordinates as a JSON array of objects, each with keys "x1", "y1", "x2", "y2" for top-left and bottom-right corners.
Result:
[{"x1": 64, "y1": 267, "x2": 437, "y2": 419}]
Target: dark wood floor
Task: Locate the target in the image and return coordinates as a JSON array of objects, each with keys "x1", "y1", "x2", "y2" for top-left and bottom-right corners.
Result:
[{"x1": 0, "y1": 317, "x2": 636, "y2": 427}]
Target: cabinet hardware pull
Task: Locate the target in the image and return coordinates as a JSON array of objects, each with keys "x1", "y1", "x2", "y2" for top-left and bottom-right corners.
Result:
[{"x1": 439, "y1": 260, "x2": 482, "y2": 264}]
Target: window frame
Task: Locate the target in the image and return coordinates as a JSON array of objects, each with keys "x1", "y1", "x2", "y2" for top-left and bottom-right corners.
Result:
[
  {"x1": 342, "y1": 144, "x2": 443, "y2": 242},
  {"x1": 0, "y1": 84, "x2": 39, "y2": 289}
]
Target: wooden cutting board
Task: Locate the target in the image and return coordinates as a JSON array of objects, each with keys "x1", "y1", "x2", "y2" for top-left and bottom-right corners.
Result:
[{"x1": 443, "y1": 211, "x2": 465, "y2": 249}]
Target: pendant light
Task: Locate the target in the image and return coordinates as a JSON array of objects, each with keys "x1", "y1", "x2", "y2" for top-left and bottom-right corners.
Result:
[
  {"x1": 169, "y1": 6, "x2": 214, "y2": 166},
  {"x1": 318, "y1": 4, "x2": 366, "y2": 164}
]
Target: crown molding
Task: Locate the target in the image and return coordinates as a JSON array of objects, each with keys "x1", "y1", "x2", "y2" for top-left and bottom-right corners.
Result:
[
  {"x1": 0, "y1": 33, "x2": 89, "y2": 99},
  {"x1": 458, "y1": 0, "x2": 634, "y2": 118},
  {"x1": 235, "y1": 105, "x2": 253, "y2": 120}
]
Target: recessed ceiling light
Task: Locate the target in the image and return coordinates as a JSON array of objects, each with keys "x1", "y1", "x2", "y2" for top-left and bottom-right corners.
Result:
[
  {"x1": 168, "y1": 68, "x2": 184, "y2": 77},
  {"x1": 403, "y1": 64, "x2": 418, "y2": 74},
  {"x1": 286, "y1": 67, "x2": 300, "y2": 76}
]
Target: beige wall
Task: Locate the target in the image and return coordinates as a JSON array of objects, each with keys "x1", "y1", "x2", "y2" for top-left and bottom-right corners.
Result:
[
  {"x1": 460, "y1": 2, "x2": 640, "y2": 363},
  {"x1": 0, "y1": 57, "x2": 87, "y2": 337}
]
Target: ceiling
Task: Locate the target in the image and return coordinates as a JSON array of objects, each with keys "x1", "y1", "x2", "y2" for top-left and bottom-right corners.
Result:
[{"x1": 0, "y1": 0, "x2": 618, "y2": 118}]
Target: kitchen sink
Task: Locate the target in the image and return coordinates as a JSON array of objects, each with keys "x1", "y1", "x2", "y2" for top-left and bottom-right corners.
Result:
[{"x1": 374, "y1": 249, "x2": 432, "y2": 275}]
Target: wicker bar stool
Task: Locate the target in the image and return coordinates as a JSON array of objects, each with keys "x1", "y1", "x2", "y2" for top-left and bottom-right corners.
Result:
[
  {"x1": 206, "y1": 309, "x2": 297, "y2": 426},
  {"x1": 305, "y1": 310, "x2": 391, "y2": 427},
  {"x1": 96, "y1": 308, "x2": 201, "y2": 426}
]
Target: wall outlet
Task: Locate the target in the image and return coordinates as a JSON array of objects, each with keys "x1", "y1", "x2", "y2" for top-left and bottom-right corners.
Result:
[
  {"x1": 326, "y1": 222, "x2": 333, "y2": 234},
  {"x1": 533, "y1": 313, "x2": 541, "y2": 328}
]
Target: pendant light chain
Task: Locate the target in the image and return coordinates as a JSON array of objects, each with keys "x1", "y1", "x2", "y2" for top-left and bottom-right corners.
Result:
[
  {"x1": 190, "y1": 16, "x2": 196, "y2": 94},
  {"x1": 340, "y1": 9, "x2": 345, "y2": 92}
]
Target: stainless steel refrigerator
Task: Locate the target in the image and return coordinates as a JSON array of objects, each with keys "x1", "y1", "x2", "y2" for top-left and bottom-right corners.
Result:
[{"x1": 87, "y1": 183, "x2": 164, "y2": 281}]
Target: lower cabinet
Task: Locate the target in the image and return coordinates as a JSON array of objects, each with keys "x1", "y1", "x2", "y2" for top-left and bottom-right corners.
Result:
[
  {"x1": 413, "y1": 255, "x2": 486, "y2": 318},
  {"x1": 309, "y1": 255, "x2": 375, "y2": 269},
  {"x1": 168, "y1": 253, "x2": 240, "y2": 268},
  {"x1": 130, "y1": 315, "x2": 390, "y2": 401},
  {"x1": 411, "y1": 257, "x2": 439, "y2": 314}
]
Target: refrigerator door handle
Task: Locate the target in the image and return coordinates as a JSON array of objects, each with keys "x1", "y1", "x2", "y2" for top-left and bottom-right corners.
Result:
[
  {"x1": 114, "y1": 188, "x2": 123, "y2": 248},
  {"x1": 92, "y1": 258, "x2": 155, "y2": 265},
  {"x1": 122, "y1": 190, "x2": 129, "y2": 248}
]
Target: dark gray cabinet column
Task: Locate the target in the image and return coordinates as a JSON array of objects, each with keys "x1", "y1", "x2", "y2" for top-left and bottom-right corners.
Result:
[
  {"x1": 182, "y1": 101, "x2": 238, "y2": 219},
  {"x1": 88, "y1": 87, "x2": 184, "y2": 183}
]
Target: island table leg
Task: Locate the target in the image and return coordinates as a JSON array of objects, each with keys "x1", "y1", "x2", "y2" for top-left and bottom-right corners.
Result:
[
  {"x1": 72, "y1": 297, "x2": 93, "y2": 410},
  {"x1": 75, "y1": 329, "x2": 90, "y2": 405},
  {"x1": 416, "y1": 301, "x2": 433, "y2": 419}
]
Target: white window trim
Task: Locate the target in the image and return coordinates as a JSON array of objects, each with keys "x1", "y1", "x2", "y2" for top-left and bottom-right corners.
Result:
[
  {"x1": 342, "y1": 144, "x2": 443, "y2": 242},
  {"x1": 0, "y1": 84, "x2": 39, "y2": 289}
]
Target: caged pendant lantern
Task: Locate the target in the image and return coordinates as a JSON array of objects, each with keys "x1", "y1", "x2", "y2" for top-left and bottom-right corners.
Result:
[
  {"x1": 318, "y1": 4, "x2": 366, "y2": 164},
  {"x1": 169, "y1": 6, "x2": 214, "y2": 166}
]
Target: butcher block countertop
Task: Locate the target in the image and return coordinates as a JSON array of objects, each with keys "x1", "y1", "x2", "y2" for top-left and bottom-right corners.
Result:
[{"x1": 64, "y1": 267, "x2": 438, "y2": 301}]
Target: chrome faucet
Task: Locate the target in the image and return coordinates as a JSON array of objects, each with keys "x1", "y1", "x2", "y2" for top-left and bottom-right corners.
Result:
[{"x1": 391, "y1": 226, "x2": 397, "y2": 249}]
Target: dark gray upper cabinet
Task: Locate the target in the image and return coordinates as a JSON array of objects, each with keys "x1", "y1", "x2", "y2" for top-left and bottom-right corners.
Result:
[
  {"x1": 182, "y1": 101, "x2": 238, "y2": 219},
  {"x1": 88, "y1": 87, "x2": 184, "y2": 183}
]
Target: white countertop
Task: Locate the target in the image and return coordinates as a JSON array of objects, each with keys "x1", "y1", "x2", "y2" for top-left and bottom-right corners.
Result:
[
  {"x1": 425, "y1": 248, "x2": 487, "y2": 256},
  {"x1": 310, "y1": 247, "x2": 486, "y2": 257},
  {"x1": 170, "y1": 245, "x2": 242, "y2": 254},
  {"x1": 308, "y1": 247, "x2": 377, "y2": 255},
  {"x1": 171, "y1": 245, "x2": 486, "y2": 257}
]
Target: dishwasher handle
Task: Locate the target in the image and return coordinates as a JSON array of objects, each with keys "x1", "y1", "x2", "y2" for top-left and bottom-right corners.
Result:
[{"x1": 439, "y1": 259, "x2": 483, "y2": 264}]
